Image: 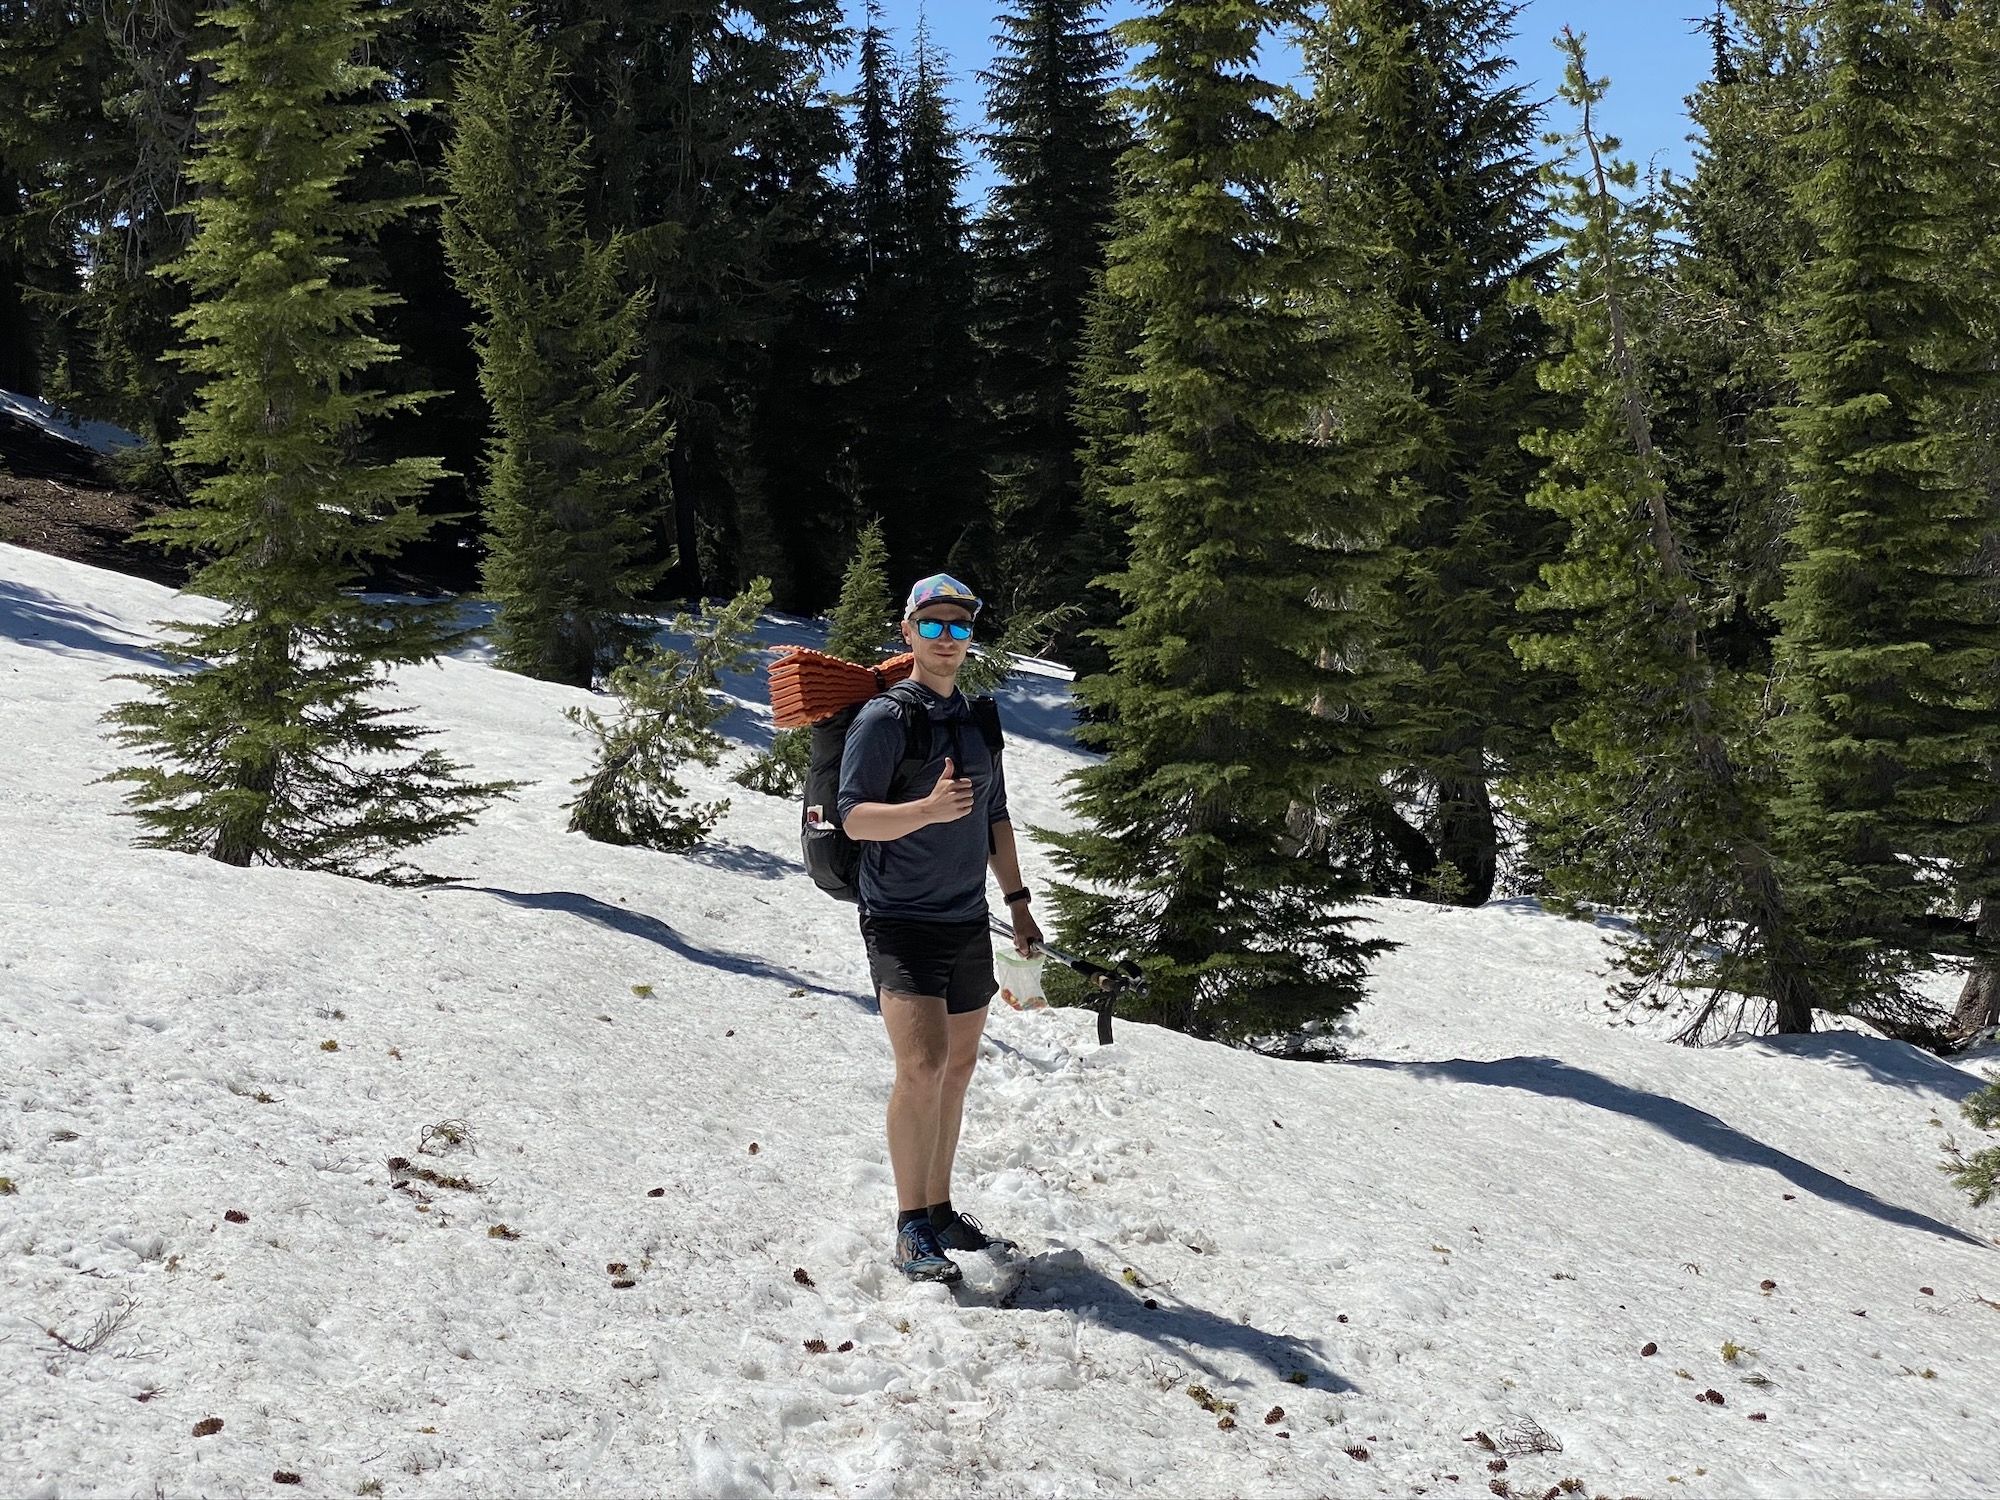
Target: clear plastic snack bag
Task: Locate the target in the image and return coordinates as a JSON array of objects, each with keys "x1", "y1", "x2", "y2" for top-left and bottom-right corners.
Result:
[{"x1": 995, "y1": 945, "x2": 1048, "y2": 1011}]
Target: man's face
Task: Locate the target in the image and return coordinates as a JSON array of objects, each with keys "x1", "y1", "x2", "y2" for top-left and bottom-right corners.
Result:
[{"x1": 903, "y1": 607, "x2": 975, "y2": 668}]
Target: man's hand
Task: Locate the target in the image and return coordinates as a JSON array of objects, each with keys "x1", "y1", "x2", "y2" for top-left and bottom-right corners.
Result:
[
  {"x1": 1010, "y1": 904, "x2": 1044, "y2": 956},
  {"x1": 922, "y1": 757, "x2": 975, "y2": 824}
]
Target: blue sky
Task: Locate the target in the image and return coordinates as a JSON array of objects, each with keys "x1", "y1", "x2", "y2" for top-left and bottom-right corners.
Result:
[{"x1": 856, "y1": 1, "x2": 1716, "y2": 200}]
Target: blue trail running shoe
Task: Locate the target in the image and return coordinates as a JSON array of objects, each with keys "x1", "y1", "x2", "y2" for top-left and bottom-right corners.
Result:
[
  {"x1": 893, "y1": 1219, "x2": 963, "y2": 1283},
  {"x1": 929, "y1": 1205, "x2": 1014, "y2": 1253}
]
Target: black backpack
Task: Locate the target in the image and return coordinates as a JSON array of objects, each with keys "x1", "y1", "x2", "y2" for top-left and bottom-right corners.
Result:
[{"x1": 802, "y1": 679, "x2": 1004, "y2": 903}]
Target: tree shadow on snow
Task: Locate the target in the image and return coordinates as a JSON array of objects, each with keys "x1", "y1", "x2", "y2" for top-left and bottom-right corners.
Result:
[
  {"x1": 0, "y1": 578, "x2": 168, "y2": 667},
  {"x1": 448, "y1": 886, "x2": 874, "y2": 1011},
  {"x1": 1005, "y1": 1250, "x2": 1356, "y2": 1391},
  {"x1": 682, "y1": 839, "x2": 802, "y2": 882},
  {"x1": 1478, "y1": 896, "x2": 1644, "y2": 938},
  {"x1": 1348, "y1": 1056, "x2": 1986, "y2": 1248},
  {"x1": 1746, "y1": 1030, "x2": 1990, "y2": 1103}
]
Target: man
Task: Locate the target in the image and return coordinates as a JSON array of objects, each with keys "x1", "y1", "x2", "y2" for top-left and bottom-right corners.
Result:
[{"x1": 838, "y1": 574, "x2": 1043, "y2": 1283}]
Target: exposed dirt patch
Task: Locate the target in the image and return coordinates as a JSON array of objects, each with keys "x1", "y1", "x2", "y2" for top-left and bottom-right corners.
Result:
[{"x1": 0, "y1": 471, "x2": 189, "y2": 587}]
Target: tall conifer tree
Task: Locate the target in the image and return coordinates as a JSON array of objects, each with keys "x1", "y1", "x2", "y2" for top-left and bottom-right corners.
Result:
[
  {"x1": 1934, "y1": 0, "x2": 2000, "y2": 1037},
  {"x1": 1064, "y1": 261, "x2": 1147, "y2": 679},
  {"x1": 974, "y1": 0, "x2": 1128, "y2": 619},
  {"x1": 442, "y1": 0, "x2": 670, "y2": 689},
  {"x1": 104, "y1": 0, "x2": 502, "y2": 882},
  {"x1": 1771, "y1": 0, "x2": 2000, "y2": 1017},
  {"x1": 848, "y1": 21, "x2": 987, "y2": 589},
  {"x1": 1655, "y1": 0, "x2": 1819, "y2": 648},
  {"x1": 1512, "y1": 32, "x2": 1822, "y2": 1037},
  {"x1": 540, "y1": 0, "x2": 851, "y2": 599},
  {"x1": 1301, "y1": 0, "x2": 1557, "y2": 906},
  {"x1": 1047, "y1": 0, "x2": 1411, "y2": 1042}
]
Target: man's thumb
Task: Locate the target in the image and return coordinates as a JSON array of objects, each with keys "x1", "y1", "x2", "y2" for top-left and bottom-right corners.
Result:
[{"x1": 938, "y1": 757, "x2": 955, "y2": 783}]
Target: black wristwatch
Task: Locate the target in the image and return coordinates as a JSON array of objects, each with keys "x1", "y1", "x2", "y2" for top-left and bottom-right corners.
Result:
[{"x1": 1003, "y1": 887, "x2": 1031, "y2": 906}]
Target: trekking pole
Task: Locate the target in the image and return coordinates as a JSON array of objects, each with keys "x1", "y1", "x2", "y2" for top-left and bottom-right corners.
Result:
[{"x1": 990, "y1": 916, "x2": 1145, "y2": 1046}]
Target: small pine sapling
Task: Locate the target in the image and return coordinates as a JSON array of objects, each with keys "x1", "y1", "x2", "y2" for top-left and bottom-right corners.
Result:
[
  {"x1": 955, "y1": 602, "x2": 1081, "y2": 698},
  {"x1": 824, "y1": 518, "x2": 896, "y2": 664},
  {"x1": 567, "y1": 579, "x2": 771, "y2": 850},
  {"x1": 732, "y1": 726, "x2": 811, "y2": 798},
  {"x1": 1944, "y1": 1079, "x2": 2000, "y2": 1207}
]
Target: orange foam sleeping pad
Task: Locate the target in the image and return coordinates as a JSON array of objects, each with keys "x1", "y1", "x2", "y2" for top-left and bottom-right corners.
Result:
[{"x1": 768, "y1": 648, "x2": 916, "y2": 729}]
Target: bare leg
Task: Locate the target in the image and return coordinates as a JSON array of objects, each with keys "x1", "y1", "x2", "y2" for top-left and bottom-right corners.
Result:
[
  {"x1": 925, "y1": 1004, "x2": 990, "y2": 1207},
  {"x1": 879, "y1": 989, "x2": 950, "y2": 1212}
]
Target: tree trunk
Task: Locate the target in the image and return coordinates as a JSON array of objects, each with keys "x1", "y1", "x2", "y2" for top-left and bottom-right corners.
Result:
[
  {"x1": 212, "y1": 755, "x2": 277, "y2": 867},
  {"x1": 1953, "y1": 902, "x2": 2000, "y2": 1039},
  {"x1": 1435, "y1": 772, "x2": 1498, "y2": 906},
  {"x1": 665, "y1": 437, "x2": 702, "y2": 601},
  {"x1": 0, "y1": 167, "x2": 36, "y2": 394}
]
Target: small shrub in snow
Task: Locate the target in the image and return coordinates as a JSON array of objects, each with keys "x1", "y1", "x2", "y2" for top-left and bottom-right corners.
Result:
[
  {"x1": 1943, "y1": 1080, "x2": 2000, "y2": 1207},
  {"x1": 733, "y1": 726, "x2": 809, "y2": 799},
  {"x1": 1496, "y1": 1417, "x2": 1562, "y2": 1456},
  {"x1": 419, "y1": 1119, "x2": 474, "y2": 1156},
  {"x1": 566, "y1": 579, "x2": 770, "y2": 851}
]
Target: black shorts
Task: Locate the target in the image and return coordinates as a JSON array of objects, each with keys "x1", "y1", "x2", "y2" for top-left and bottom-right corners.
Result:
[{"x1": 859, "y1": 913, "x2": 995, "y2": 1015}]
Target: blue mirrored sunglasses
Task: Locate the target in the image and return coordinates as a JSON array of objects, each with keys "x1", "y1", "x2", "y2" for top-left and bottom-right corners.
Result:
[{"x1": 914, "y1": 618, "x2": 974, "y2": 641}]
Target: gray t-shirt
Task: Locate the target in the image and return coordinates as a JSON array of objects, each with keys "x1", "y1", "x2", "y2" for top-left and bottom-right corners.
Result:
[{"x1": 836, "y1": 681, "x2": 1009, "y2": 923}]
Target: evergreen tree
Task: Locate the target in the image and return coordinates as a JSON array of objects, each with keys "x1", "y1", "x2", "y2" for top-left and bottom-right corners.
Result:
[
  {"x1": 1045, "y1": 0, "x2": 1412, "y2": 1043},
  {"x1": 102, "y1": 0, "x2": 503, "y2": 884},
  {"x1": 346, "y1": 0, "x2": 492, "y2": 595},
  {"x1": 973, "y1": 0, "x2": 1128, "y2": 620},
  {"x1": 1511, "y1": 31, "x2": 1823, "y2": 1037},
  {"x1": 1300, "y1": 0, "x2": 1558, "y2": 907},
  {"x1": 569, "y1": 578, "x2": 772, "y2": 848},
  {"x1": 0, "y1": 1, "x2": 207, "y2": 446},
  {"x1": 1770, "y1": 0, "x2": 2000, "y2": 1021},
  {"x1": 1945, "y1": 1078, "x2": 2000, "y2": 1207},
  {"x1": 541, "y1": 0, "x2": 852, "y2": 599},
  {"x1": 1925, "y1": 0, "x2": 2000, "y2": 1039},
  {"x1": 441, "y1": 0, "x2": 671, "y2": 689},
  {"x1": 1064, "y1": 260, "x2": 1148, "y2": 680},
  {"x1": 824, "y1": 518, "x2": 896, "y2": 663},
  {"x1": 853, "y1": 0, "x2": 901, "y2": 275},
  {"x1": 1654, "y1": 0, "x2": 1820, "y2": 651},
  {"x1": 848, "y1": 20, "x2": 988, "y2": 590},
  {"x1": 729, "y1": 75, "x2": 860, "y2": 615},
  {"x1": 737, "y1": 518, "x2": 891, "y2": 798}
]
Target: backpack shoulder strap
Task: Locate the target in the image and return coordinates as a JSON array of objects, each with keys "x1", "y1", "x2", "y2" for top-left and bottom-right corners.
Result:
[
  {"x1": 881, "y1": 680, "x2": 933, "y2": 780},
  {"x1": 969, "y1": 694, "x2": 1003, "y2": 754}
]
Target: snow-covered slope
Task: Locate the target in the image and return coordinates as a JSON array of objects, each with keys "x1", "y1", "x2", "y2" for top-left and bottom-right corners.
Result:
[
  {"x1": 0, "y1": 390, "x2": 140, "y2": 457},
  {"x1": 3, "y1": 543, "x2": 1998, "y2": 1500}
]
